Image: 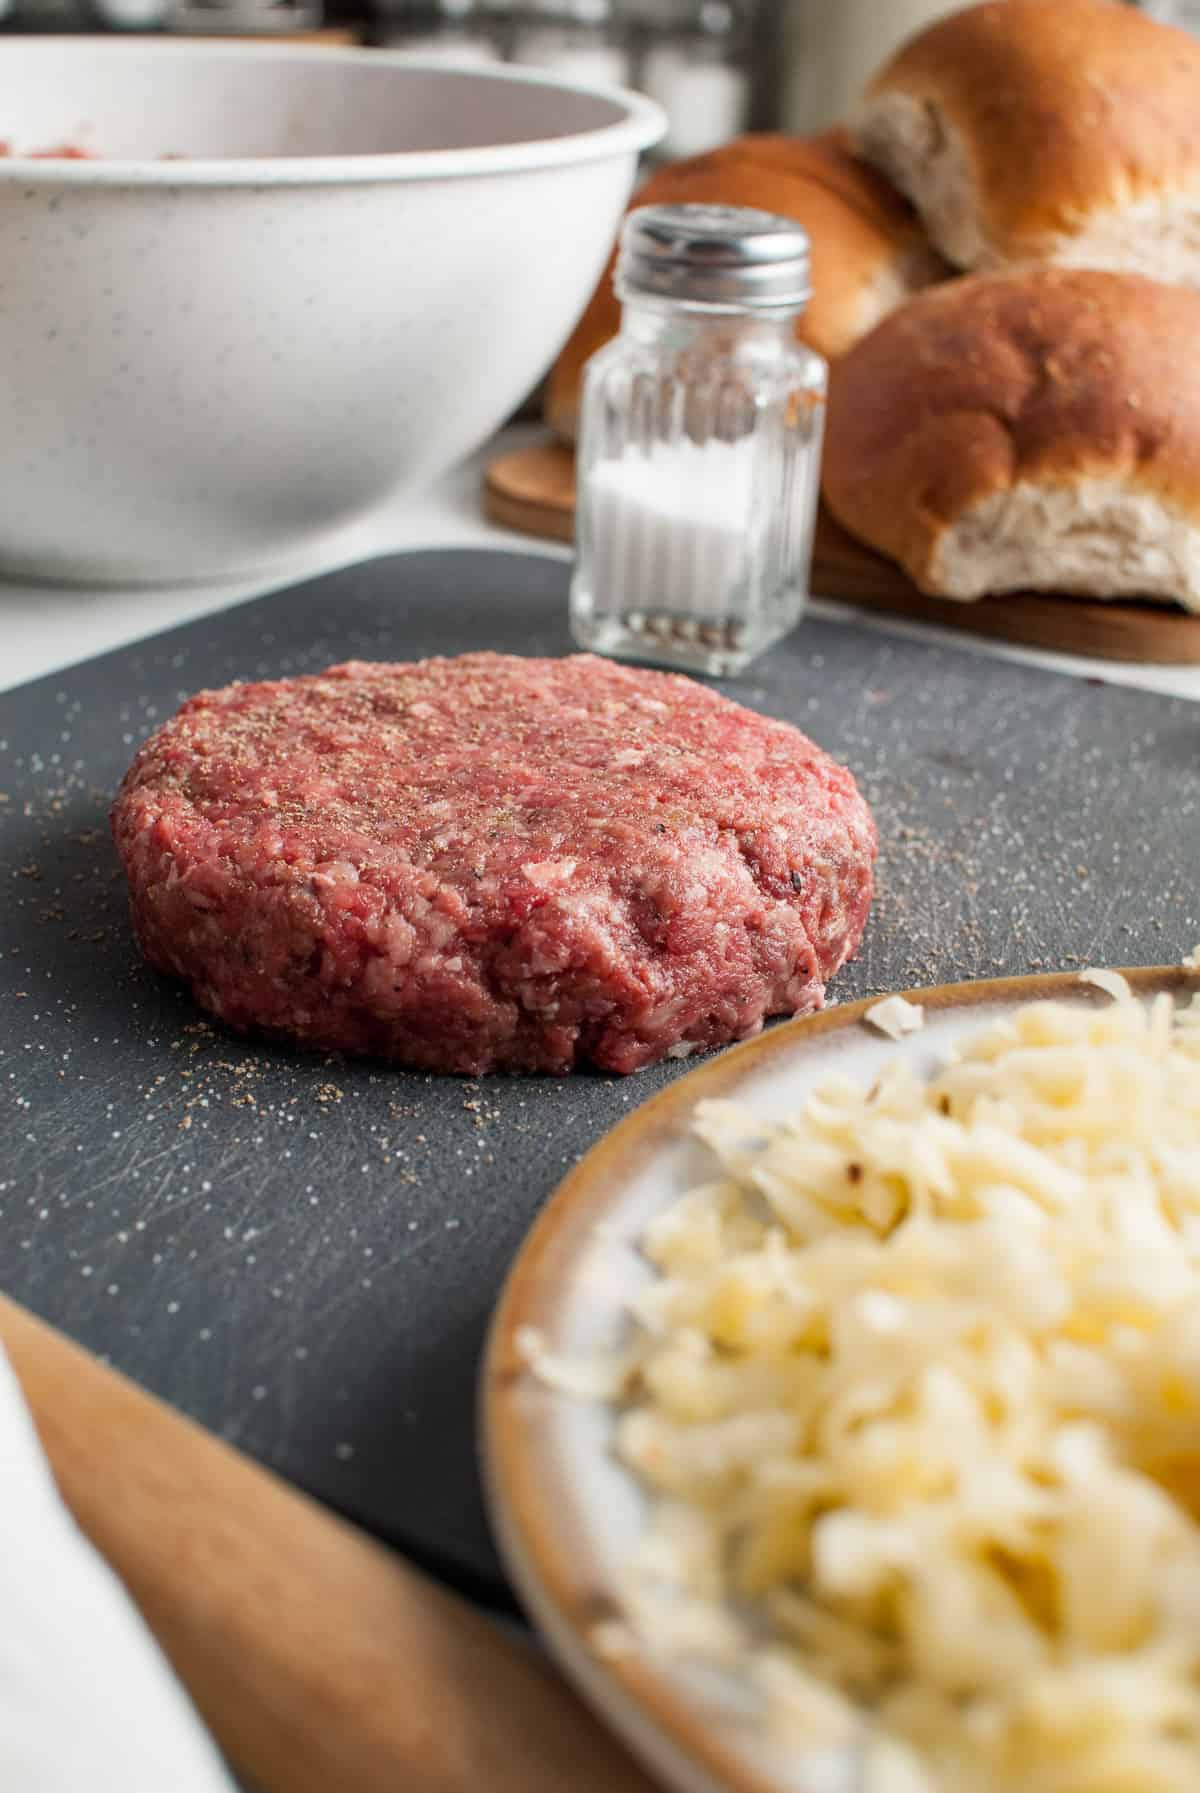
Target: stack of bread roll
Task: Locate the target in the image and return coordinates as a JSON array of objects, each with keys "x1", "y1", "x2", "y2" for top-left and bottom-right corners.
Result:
[{"x1": 548, "y1": 0, "x2": 1200, "y2": 612}]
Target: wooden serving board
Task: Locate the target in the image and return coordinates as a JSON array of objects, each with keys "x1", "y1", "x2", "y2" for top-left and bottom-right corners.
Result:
[
  {"x1": 0, "y1": 1293, "x2": 655, "y2": 1793},
  {"x1": 484, "y1": 441, "x2": 1200, "y2": 666}
]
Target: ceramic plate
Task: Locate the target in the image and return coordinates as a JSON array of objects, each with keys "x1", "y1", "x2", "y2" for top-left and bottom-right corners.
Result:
[{"x1": 482, "y1": 967, "x2": 1194, "y2": 1793}]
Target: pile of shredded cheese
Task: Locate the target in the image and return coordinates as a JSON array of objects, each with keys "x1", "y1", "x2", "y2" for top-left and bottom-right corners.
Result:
[{"x1": 606, "y1": 986, "x2": 1200, "y2": 1793}]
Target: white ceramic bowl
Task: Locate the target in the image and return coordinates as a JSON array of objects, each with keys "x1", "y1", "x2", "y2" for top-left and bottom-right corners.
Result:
[{"x1": 0, "y1": 39, "x2": 661, "y2": 584}]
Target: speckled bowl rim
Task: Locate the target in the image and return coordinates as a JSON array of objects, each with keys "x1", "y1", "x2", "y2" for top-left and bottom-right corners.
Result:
[
  {"x1": 0, "y1": 38, "x2": 665, "y2": 187},
  {"x1": 483, "y1": 967, "x2": 1195, "y2": 1793}
]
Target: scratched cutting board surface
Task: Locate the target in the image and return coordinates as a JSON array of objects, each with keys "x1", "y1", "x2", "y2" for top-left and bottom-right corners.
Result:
[{"x1": 3, "y1": 547, "x2": 1200, "y2": 1605}]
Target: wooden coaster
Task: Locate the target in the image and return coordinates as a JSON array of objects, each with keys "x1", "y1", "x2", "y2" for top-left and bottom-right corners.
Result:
[
  {"x1": 484, "y1": 440, "x2": 576, "y2": 545},
  {"x1": 484, "y1": 440, "x2": 1200, "y2": 666}
]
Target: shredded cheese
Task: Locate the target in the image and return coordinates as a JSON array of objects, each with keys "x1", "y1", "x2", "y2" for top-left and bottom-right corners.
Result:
[
  {"x1": 1078, "y1": 966, "x2": 1134, "y2": 1002},
  {"x1": 601, "y1": 991, "x2": 1200, "y2": 1793},
  {"x1": 864, "y1": 996, "x2": 925, "y2": 1040},
  {"x1": 516, "y1": 1325, "x2": 635, "y2": 1401}
]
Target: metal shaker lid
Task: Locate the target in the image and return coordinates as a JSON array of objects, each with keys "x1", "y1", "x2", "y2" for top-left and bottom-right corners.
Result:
[{"x1": 615, "y1": 202, "x2": 812, "y2": 310}]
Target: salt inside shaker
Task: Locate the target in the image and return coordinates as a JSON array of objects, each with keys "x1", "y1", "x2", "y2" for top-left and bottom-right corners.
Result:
[{"x1": 569, "y1": 202, "x2": 825, "y2": 678}]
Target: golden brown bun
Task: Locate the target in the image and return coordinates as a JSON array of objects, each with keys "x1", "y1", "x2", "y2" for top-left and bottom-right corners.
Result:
[
  {"x1": 543, "y1": 130, "x2": 946, "y2": 444},
  {"x1": 821, "y1": 267, "x2": 1200, "y2": 609},
  {"x1": 853, "y1": 0, "x2": 1200, "y2": 278}
]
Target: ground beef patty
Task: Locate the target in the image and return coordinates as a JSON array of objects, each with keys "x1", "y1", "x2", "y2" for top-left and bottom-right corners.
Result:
[{"x1": 112, "y1": 654, "x2": 876, "y2": 1075}]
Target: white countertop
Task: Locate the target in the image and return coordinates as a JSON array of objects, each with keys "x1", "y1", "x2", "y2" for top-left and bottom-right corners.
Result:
[{"x1": 5, "y1": 423, "x2": 1200, "y2": 701}]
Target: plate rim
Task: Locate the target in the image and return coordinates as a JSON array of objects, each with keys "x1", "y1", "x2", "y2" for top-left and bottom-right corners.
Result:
[{"x1": 481, "y1": 965, "x2": 1195, "y2": 1793}]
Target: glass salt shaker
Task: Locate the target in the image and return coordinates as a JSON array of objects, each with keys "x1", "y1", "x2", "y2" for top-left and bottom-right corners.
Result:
[
  {"x1": 371, "y1": 0, "x2": 504, "y2": 62},
  {"x1": 569, "y1": 203, "x2": 825, "y2": 678},
  {"x1": 508, "y1": 0, "x2": 632, "y2": 88},
  {"x1": 637, "y1": 0, "x2": 754, "y2": 163}
]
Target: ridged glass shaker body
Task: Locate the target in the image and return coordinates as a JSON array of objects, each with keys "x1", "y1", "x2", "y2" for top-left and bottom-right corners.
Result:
[{"x1": 569, "y1": 203, "x2": 826, "y2": 678}]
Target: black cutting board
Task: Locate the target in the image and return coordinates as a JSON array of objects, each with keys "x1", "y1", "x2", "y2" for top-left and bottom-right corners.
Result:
[{"x1": 3, "y1": 548, "x2": 1199, "y2": 1605}]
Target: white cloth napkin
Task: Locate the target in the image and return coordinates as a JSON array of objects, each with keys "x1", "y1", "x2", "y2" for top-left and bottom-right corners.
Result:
[{"x1": 0, "y1": 1342, "x2": 236, "y2": 1791}]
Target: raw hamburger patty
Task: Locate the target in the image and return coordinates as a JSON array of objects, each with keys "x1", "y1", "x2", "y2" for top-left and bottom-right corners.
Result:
[{"x1": 111, "y1": 654, "x2": 877, "y2": 1075}]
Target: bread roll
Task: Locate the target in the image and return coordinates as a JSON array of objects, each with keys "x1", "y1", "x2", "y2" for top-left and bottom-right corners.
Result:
[
  {"x1": 852, "y1": 0, "x2": 1200, "y2": 280},
  {"x1": 544, "y1": 130, "x2": 946, "y2": 443},
  {"x1": 821, "y1": 267, "x2": 1200, "y2": 609}
]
